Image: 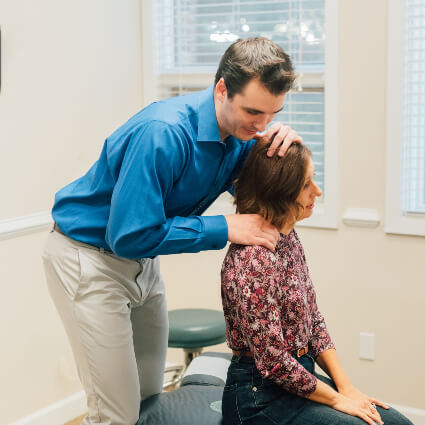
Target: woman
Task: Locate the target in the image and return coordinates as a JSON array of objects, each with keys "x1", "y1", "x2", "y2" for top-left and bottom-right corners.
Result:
[{"x1": 221, "y1": 140, "x2": 412, "y2": 425}]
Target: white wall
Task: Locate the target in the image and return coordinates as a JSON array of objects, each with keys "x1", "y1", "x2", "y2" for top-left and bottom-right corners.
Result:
[{"x1": 0, "y1": 1, "x2": 143, "y2": 423}]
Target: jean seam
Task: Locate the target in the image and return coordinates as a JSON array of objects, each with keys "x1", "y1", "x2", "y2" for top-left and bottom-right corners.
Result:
[
  {"x1": 234, "y1": 383, "x2": 243, "y2": 425},
  {"x1": 258, "y1": 410, "x2": 280, "y2": 425}
]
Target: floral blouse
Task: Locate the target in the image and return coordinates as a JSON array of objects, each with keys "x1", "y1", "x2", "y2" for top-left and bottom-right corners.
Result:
[{"x1": 221, "y1": 229, "x2": 335, "y2": 398}]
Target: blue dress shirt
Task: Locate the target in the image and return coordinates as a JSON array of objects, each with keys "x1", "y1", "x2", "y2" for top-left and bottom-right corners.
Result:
[{"x1": 52, "y1": 86, "x2": 255, "y2": 259}]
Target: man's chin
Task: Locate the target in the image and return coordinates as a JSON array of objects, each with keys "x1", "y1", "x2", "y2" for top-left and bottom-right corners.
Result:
[{"x1": 237, "y1": 132, "x2": 258, "y2": 141}]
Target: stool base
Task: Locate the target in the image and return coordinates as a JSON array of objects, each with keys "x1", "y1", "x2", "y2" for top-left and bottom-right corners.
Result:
[{"x1": 163, "y1": 347, "x2": 204, "y2": 390}]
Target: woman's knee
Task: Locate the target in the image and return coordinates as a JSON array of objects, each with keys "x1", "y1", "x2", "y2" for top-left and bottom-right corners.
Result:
[{"x1": 379, "y1": 407, "x2": 414, "y2": 425}]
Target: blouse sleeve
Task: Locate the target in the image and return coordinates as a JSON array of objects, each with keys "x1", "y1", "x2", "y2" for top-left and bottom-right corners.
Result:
[
  {"x1": 236, "y1": 246, "x2": 318, "y2": 398},
  {"x1": 294, "y1": 231, "x2": 335, "y2": 359},
  {"x1": 307, "y1": 291, "x2": 335, "y2": 359}
]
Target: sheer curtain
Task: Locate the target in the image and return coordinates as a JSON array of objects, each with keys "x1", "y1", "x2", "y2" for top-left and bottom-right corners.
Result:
[{"x1": 402, "y1": 0, "x2": 425, "y2": 214}]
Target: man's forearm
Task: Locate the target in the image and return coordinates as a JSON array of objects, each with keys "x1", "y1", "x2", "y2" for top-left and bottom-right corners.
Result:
[{"x1": 316, "y1": 348, "x2": 352, "y2": 392}]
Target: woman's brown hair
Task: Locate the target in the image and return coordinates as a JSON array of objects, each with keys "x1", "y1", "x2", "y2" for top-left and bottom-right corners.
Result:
[{"x1": 234, "y1": 138, "x2": 312, "y2": 229}]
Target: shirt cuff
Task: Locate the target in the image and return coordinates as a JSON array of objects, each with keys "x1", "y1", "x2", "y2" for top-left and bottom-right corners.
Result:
[
  {"x1": 270, "y1": 360, "x2": 318, "y2": 398},
  {"x1": 201, "y1": 215, "x2": 228, "y2": 250},
  {"x1": 310, "y1": 340, "x2": 335, "y2": 359}
]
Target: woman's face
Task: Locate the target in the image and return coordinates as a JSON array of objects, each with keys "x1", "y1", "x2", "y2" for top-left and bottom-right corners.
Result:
[{"x1": 295, "y1": 156, "x2": 322, "y2": 221}]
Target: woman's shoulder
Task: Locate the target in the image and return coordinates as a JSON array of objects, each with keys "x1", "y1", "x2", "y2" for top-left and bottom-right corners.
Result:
[
  {"x1": 278, "y1": 229, "x2": 304, "y2": 254},
  {"x1": 221, "y1": 243, "x2": 278, "y2": 278},
  {"x1": 227, "y1": 243, "x2": 276, "y2": 262}
]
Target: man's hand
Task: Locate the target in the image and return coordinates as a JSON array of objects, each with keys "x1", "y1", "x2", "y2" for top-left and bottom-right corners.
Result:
[
  {"x1": 225, "y1": 214, "x2": 279, "y2": 252},
  {"x1": 256, "y1": 122, "x2": 302, "y2": 157}
]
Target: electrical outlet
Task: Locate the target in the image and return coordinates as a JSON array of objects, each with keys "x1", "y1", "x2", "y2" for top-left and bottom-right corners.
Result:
[{"x1": 360, "y1": 332, "x2": 375, "y2": 360}]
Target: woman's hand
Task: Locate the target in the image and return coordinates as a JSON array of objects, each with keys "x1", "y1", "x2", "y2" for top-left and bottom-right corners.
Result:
[
  {"x1": 339, "y1": 386, "x2": 389, "y2": 424},
  {"x1": 340, "y1": 385, "x2": 389, "y2": 409},
  {"x1": 255, "y1": 123, "x2": 302, "y2": 157},
  {"x1": 332, "y1": 393, "x2": 384, "y2": 425}
]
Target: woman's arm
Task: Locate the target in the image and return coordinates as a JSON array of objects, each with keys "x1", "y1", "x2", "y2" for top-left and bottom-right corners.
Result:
[{"x1": 316, "y1": 348, "x2": 352, "y2": 391}]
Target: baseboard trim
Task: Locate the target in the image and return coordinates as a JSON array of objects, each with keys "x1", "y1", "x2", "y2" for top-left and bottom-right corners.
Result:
[
  {"x1": 8, "y1": 391, "x2": 85, "y2": 425},
  {"x1": 388, "y1": 402, "x2": 425, "y2": 425},
  {"x1": 0, "y1": 211, "x2": 52, "y2": 240}
]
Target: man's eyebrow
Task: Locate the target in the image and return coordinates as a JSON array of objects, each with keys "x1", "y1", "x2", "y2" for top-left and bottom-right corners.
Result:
[{"x1": 243, "y1": 106, "x2": 284, "y2": 114}]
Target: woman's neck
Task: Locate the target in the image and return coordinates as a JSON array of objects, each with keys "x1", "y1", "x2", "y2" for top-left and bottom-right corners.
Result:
[{"x1": 279, "y1": 218, "x2": 296, "y2": 235}]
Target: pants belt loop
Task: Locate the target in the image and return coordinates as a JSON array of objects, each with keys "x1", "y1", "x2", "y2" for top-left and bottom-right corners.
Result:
[{"x1": 233, "y1": 354, "x2": 243, "y2": 363}]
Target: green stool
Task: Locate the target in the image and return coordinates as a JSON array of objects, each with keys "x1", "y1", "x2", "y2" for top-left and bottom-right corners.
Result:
[{"x1": 163, "y1": 308, "x2": 226, "y2": 389}]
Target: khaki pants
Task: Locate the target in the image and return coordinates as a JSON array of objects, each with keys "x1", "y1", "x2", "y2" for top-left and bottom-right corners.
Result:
[{"x1": 42, "y1": 229, "x2": 168, "y2": 425}]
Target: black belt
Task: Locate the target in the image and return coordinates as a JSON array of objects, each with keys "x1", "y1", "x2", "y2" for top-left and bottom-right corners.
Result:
[
  {"x1": 53, "y1": 222, "x2": 113, "y2": 255},
  {"x1": 53, "y1": 222, "x2": 65, "y2": 236}
]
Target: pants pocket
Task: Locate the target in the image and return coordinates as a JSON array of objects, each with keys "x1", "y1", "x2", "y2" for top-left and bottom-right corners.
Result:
[
  {"x1": 222, "y1": 384, "x2": 241, "y2": 425},
  {"x1": 252, "y1": 381, "x2": 282, "y2": 409},
  {"x1": 76, "y1": 247, "x2": 143, "y2": 306}
]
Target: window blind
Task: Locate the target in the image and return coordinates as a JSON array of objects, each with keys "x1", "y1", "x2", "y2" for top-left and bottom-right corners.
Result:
[
  {"x1": 277, "y1": 90, "x2": 325, "y2": 192},
  {"x1": 153, "y1": 0, "x2": 326, "y2": 193},
  {"x1": 154, "y1": 0, "x2": 325, "y2": 73},
  {"x1": 402, "y1": 0, "x2": 425, "y2": 214}
]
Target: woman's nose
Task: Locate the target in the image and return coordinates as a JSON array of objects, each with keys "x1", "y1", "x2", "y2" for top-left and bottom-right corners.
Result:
[{"x1": 313, "y1": 181, "x2": 322, "y2": 197}]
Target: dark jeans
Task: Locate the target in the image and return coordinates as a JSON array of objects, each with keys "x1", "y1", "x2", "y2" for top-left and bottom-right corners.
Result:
[{"x1": 222, "y1": 354, "x2": 413, "y2": 425}]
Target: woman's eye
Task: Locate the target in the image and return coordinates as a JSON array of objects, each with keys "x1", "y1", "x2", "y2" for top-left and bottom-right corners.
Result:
[{"x1": 304, "y1": 183, "x2": 310, "y2": 189}]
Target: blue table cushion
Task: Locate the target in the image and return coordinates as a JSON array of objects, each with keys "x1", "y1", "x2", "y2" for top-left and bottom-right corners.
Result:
[{"x1": 137, "y1": 352, "x2": 232, "y2": 425}]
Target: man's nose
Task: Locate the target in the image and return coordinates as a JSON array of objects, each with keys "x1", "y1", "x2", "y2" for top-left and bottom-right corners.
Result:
[{"x1": 254, "y1": 115, "x2": 273, "y2": 131}]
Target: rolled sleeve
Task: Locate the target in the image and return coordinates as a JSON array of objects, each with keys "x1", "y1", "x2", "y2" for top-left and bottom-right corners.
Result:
[{"x1": 308, "y1": 310, "x2": 335, "y2": 359}]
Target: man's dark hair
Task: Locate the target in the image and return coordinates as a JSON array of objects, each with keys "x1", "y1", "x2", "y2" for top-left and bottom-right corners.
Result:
[{"x1": 214, "y1": 37, "x2": 296, "y2": 98}]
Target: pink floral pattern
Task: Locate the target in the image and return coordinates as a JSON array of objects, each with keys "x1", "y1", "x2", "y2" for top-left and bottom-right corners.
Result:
[{"x1": 221, "y1": 229, "x2": 335, "y2": 397}]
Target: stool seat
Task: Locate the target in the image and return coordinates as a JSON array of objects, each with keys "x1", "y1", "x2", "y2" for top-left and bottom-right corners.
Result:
[{"x1": 168, "y1": 309, "x2": 226, "y2": 349}]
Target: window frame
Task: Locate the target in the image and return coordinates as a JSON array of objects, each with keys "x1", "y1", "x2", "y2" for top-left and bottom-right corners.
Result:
[
  {"x1": 141, "y1": 0, "x2": 339, "y2": 229},
  {"x1": 386, "y1": 0, "x2": 425, "y2": 237}
]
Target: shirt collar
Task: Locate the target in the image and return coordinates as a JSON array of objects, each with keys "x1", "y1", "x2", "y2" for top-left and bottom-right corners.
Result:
[{"x1": 196, "y1": 85, "x2": 222, "y2": 143}]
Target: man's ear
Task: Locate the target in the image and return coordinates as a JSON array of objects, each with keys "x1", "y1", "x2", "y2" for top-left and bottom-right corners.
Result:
[{"x1": 215, "y1": 77, "x2": 227, "y2": 102}]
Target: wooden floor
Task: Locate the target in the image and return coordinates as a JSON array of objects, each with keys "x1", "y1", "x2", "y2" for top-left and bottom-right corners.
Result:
[{"x1": 64, "y1": 413, "x2": 85, "y2": 425}]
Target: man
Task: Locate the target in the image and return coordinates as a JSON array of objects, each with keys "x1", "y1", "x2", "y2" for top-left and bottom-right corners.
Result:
[{"x1": 42, "y1": 37, "x2": 301, "y2": 425}]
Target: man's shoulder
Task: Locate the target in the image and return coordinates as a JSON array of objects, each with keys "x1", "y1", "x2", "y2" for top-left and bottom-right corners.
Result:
[{"x1": 139, "y1": 90, "x2": 203, "y2": 126}]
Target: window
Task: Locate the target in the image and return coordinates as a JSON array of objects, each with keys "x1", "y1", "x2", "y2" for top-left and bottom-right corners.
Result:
[
  {"x1": 386, "y1": 0, "x2": 425, "y2": 236},
  {"x1": 142, "y1": 0, "x2": 338, "y2": 228}
]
